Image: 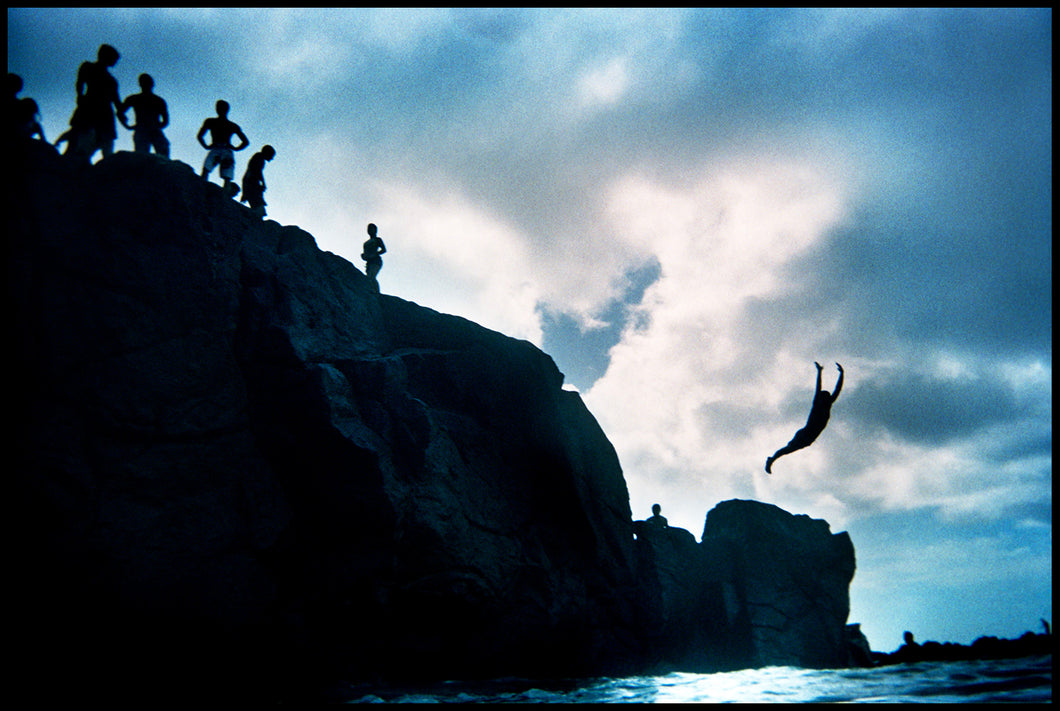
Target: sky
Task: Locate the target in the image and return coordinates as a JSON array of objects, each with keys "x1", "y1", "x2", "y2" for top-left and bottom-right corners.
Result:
[{"x1": 9, "y1": 7, "x2": 1051, "y2": 654}]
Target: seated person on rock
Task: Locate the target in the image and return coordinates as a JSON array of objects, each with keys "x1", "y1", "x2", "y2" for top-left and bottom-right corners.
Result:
[{"x1": 645, "y1": 503, "x2": 668, "y2": 532}]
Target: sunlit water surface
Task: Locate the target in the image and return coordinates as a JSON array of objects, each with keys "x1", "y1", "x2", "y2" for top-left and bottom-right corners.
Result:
[{"x1": 343, "y1": 655, "x2": 1051, "y2": 703}]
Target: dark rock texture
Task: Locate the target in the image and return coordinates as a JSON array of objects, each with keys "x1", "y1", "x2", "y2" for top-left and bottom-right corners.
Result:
[
  {"x1": 11, "y1": 140, "x2": 864, "y2": 701},
  {"x1": 11, "y1": 144, "x2": 640, "y2": 699},
  {"x1": 633, "y1": 499, "x2": 857, "y2": 672},
  {"x1": 700, "y1": 500, "x2": 856, "y2": 669}
]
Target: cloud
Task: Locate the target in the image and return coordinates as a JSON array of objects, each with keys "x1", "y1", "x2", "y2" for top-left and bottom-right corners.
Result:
[
  {"x1": 358, "y1": 7, "x2": 455, "y2": 56},
  {"x1": 368, "y1": 182, "x2": 544, "y2": 344},
  {"x1": 577, "y1": 132, "x2": 1049, "y2": 533},
  {"x1": 541, "y1": 259, "x2": 661, "y2": 390},
  {"x1": 576, "y1": 57, "x2": 629, "y2": 109},
  {"x1": 842, "y1": 360, "x2": 1039, "y2": 446},
  {"x1": 821, "y1": 399, "x2": 1050, "y2": 521},
  {"x1": 582, "y1": 155, "x2": 852, "y2": 529}
]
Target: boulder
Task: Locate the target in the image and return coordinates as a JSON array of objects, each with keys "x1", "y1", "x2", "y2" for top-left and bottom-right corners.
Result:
[
  {"x1": 634, "y1": 499, "x2": 857, "y2": 671},
  {"x1": 700, "y1": 499, "x2": 857, "y2": 669}
]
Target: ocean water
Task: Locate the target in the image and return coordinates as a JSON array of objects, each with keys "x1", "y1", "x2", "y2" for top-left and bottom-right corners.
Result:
[{"x1": 342, "y1": 655, "x2": 1052, "y2": 703}]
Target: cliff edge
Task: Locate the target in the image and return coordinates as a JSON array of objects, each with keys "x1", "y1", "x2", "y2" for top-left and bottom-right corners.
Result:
[{"x1": 10, "y1": 141, "x2": 862, "y2": 701}]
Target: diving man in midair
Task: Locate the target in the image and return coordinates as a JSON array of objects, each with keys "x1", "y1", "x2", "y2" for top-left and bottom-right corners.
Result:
[{"x1": 766, "y1": 362, "x2": 843, "y2": 474}]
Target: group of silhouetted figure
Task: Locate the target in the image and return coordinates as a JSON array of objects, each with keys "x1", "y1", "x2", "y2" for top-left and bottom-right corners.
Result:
[
  {"x1": 10, "y1": 44, "x2": 275, "y2": 218},
  {"x1": 11, "y1": 43, "x2": 389, "y2": 288}
]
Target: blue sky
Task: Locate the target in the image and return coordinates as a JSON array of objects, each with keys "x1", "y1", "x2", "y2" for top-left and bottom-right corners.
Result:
[{"x1": 9, "y1": 7, "x2": 1051, "y2": 653}]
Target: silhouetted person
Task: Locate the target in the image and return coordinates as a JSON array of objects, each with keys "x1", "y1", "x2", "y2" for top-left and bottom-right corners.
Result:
[
  {"x1": 1042, "y1": 619, "x2": 1051, "y2": 636},
  {"x1": 9, "y1": 74, "x2": 46, "y2": 143},
  {"x1": 766, "y1": 361, "x2": 844, "y2": 474},
  {"x1": 55, "y1": 113, "x2": 92, "y2": 161},
  {"x1": 75, "y1": 44, "x2": 122, "y2": 162},
  {"x1": 44, "y1": 72, "x2": 89, "y2": 163},
  {"x1": 14, "y1": 98, "x2": 46, "y2": 142},
  {"x1": 119, "y1": 73, "x2": 169, "y2": 156},
  {"x1": 361, "y1": 223, "x2": 387, "y2": 291},
  {"x1": 197, "y1": 100, "x2": 249, "y2": 197},
  {"x1": 8, "y1": 73, "x2": 26, "y2": 139},
  {"x1": 645, "y1": 503, "x2": 669, "y2": 532},
  {"x1": 240, "y1": 144, "x2": 275, "y2": 218},
  {"x1": 891, "y1": 630, "x2": 923, "y2": 663}
]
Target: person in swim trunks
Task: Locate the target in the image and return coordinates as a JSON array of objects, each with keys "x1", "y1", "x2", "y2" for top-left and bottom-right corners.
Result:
[
  {"x1": 119, "y1": 73, "x2": 170, "y2": 157},
  {"x1": 197, "y1": 99, "x2": 249, "y2": 196}
]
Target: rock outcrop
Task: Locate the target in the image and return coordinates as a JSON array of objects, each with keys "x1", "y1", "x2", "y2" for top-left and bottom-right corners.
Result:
[
  {"x1": 633, "y1": 500, "x2": 857, "y2": 672},
  {"x1": 874, "y1": 630, "x2": 1053, "y2": 666},
  {"x1": 701, "y1": 500, "x2": 856, "y2": 669},
  {"x1": 11, "y1": 140, "x2": 865, "y2": 701}
]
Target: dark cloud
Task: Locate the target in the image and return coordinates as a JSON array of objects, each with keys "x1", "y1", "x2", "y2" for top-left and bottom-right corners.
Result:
[
  {"x1": 9, "y1": 9, "x2": 243, "y2": 97},
  {"x1": 980, "y1": 427, "x2": 1053, "y2": 467},
  {"x1": 672, "y1": 9, "x2": 1050, "y2": 130},
  {"x1": 686, "y1": 9, "x2": 1052, "y2": 367},
  {"x1": 792, "y1": 210, "x2": 1052, "y2": 360},
  {"x1": 842, "y1": 369, "x2": 1033, "y2": 446},
  {"x1": 452, "y1": 7, "x2": 532, "y2": 43}
]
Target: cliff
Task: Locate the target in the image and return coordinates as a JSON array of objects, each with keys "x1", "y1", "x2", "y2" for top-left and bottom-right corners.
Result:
[{"x1": 10, "y1": 140, "x2": 863, "y2": 701}]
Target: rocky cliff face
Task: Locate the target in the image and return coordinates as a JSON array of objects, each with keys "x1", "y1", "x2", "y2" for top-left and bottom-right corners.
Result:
[
  {"x1": 10, "y1": 141, "x2": 863, "y2": 701},
  {"x1": 11, "y1": 144, "x2": 641, "y2": 698}
]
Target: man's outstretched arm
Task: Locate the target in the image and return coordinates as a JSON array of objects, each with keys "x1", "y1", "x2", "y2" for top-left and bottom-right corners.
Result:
[{"x1": 831, "y1": 363, "x2": 844, "y2": 402}]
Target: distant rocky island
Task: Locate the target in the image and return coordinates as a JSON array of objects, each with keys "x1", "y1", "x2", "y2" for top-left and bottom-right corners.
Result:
[
  {"x1": 9, "y1": 140, "x2": 1046, "y2": 702},
  {"x1": 873, "y1": 628, "x2": 1052, "y2": 667}
]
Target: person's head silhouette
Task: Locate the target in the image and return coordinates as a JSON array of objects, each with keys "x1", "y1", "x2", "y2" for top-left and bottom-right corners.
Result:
[
  {"x1": 652, "y1": 503, "x2": 662, "y2": 516},
  {"x1": 8, "y1": 73, "x2": 23, "y2": 97},
  {"x1": 261, "y1": 144, "x2": 276, "y2": 160},
  {"x1": 367, "y1": 223, "x2": 377, "y2": 237},
  {"x1": 97, "y1": 44, "x2": 120, "y2": 67},
  {"x1": 138, "y1": 73, "x2": 154, "y2": 92},
  {"x1": 216, "y1": 99, "x2": 230, "y2": 117}
]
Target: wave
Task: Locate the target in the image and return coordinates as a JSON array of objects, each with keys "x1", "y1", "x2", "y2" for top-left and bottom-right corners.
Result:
[{"x1": 342, "y1": 654, "x2": 1052, "y2": 703}]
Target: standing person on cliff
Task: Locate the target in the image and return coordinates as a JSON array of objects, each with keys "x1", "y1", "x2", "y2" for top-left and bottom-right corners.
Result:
[
  {"x1": 197, "y1": 99, "x2": 249, "y2": 197},
  {"x1": 75, "y1": 43, "x2": 123, "y2": 162},
  {"x1": 361, "y1": 222, "x2": 387, "y2": 292},
  {"x1": 119, "y1": 73, "x2": 170, "y2": 157},
  {"x1": 766, "y1": 362, "x2": 843, "y2": 474},
  {"x1": 240, "y1": 144, "x2": 275, "y2": 218}
]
